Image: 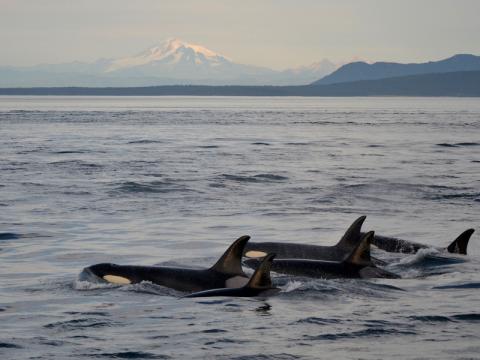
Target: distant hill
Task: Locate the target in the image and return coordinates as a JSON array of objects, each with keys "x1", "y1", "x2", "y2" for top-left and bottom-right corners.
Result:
[
  {"x1": 312, "y1": 54, "x2": 480, "y2": 85},
  {"x1": 1, "y1": 71, "x2": 479, "y2": 97}
]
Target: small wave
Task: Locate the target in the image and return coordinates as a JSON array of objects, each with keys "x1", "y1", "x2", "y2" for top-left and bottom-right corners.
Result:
[
  {"x1": 52, "y1": 150, "x2": 91, "y2": 154},
  {"x1": 436, "y1": 142, "x2": 480, "y2": 148},
  {"x1": 50, "y1": 160, "x2": 103, "y2": 168},
  {"x1": 456, "y1": 142, "x2": 480, "y2": 146},
  {"x1": 304, "y1": 327, "x2": 416, "y2": 340},
  {"x1": 65, "y1": 311, "x2": 109, "y2": 317},
  {"x1": 73, "y1": 280, "x2": 119, "y2": 291},
  {"x1": 426, "y1": 192, "x2": 480, "y2": 201},
  {"x1": 228, "y1": 354, "x2": 300, "y2": 360},
  {"x1": 44, "y1": 318, "x2": 117, "y2": 330},
  {"x1": 221, "y1": 173, "x2": 288, "y2": 183},
  {"x1": 254, "y1": 174, "x2": 289, "y2": 181},
  {"x1": 390, "y1": 248, "x2": 441, "y2": 266},
  {"x1": 294, "y1": 317, "x2": 341, "y2": 325},
  {"x1": 0, "y1": 232, "x2": 50, "y2": 241},
  {"x1": 338, "y1": 180, "x2": 478, "y2": 204},
  {"x1": 252, "y1": 142, "x2": 270, "y2": 146},
  {"x1": 201, "y1": 328, "x2": 228, "y2": 334},
  {"x1": 0, "y1": 342, "x2": 22, "y2": 348},
  {"x1": 436, "y1": 143, "x2": 459, "y2": 147},
  {"x1": 127, "y1": 140, "x2": 164, "y2": 144},
  {"x1": 204, "y1": 338, "x2": 250, "y2": 346},
  {"x1": 286, "y1": 142, "x2": 309, "y2": 146},
  {"x1": 410, "y1": 313, "x2": 480, "y2": 323},
  {"x1": 433, "y1": 282, "x2": 480, "y2": 290},
  {"x1": 192, "y1": 299, "x2": 231, "y2": 305},
  {"x1": 16, "y1": 147, "x2": 49, "y2": 154},
  {"x1": 367, "y1": 144, "x2": 385, "y2": 148},
  {"x1": 62, "y1": 190, "x2": 91, "y2": 196},
  {"x1": 198, "y1": 145, "x2": 220, "y2": 148},
  {"x1": 364, "y1": 282, "x2": 406, "y2": 292},
  {"x1": 452, "y1": 313, "x2": 480, "y2": 321},
  {"x1": 281, "y1": 280, "x2": 303, "y2": 293},
  {"x1": 90, "y1": 351, "x2": 170, "y2": 359},
  {"x1": 409, "y1": 315, "x2": 453, "y2": 323},
  {"x1": 113, "y1": 181, "x2": 192, "y2": 194},
  {"x1": 0, "y1": 232, "x2": 21, "y2": 240}
]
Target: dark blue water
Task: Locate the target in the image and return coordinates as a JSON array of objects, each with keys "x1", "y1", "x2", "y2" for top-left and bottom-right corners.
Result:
[{"x1": 0, "y1": 96, "x2": 479, "y2": 359}]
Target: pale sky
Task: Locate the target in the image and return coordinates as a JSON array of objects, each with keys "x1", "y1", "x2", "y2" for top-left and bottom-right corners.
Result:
[{"x1": 1, "y1": 0, "x2": 479, "y2": 70}]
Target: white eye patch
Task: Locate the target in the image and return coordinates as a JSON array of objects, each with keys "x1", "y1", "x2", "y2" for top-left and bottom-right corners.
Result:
[
  {"x1": 245, "y1": 250, "x2": 267, "y2": 258},
  {"x1": 103, "y1": 275, "x2": 132, "y2": 284}
]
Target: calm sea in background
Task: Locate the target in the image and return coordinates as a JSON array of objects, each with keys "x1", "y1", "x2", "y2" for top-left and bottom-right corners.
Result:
[{"x1": 1, "y1": 96, "x2": 479, "y2": 359}]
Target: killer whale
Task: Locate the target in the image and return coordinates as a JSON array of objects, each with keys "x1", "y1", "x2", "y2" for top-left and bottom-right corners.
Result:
[
  {"x1": 185, "y1": 254, "x2": 280, "y2": 298},
  {"x1": 243, "y1": 216, "x2": 372, "y2": 262},
  {"x1": 244, "y1": 232, "x2": 400, "y2": 279},
  {"x1": 79, "y1": 235, "x2": 251, "y2": 293},
  {"x1": 364, "y1": 228, "x2": 474, "y2": 255},
  {"x1": 243, "y1": 215, "x2": 474, "y2": 261}
]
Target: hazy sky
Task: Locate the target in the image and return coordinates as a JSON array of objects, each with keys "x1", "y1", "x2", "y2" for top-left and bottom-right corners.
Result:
[{"x1": 1, "y1": 0, "x2": 479, "y2": 69}]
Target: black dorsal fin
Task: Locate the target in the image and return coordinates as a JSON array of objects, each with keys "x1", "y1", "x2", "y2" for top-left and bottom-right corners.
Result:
[
  {"x1": 344, "y1": 231, "x2": 373, "y2": 266},
  {"x1": 210, "y1": 235, "x2": 250, "y2": 275},
  {"x1": 246, "y1": 253, "x2": 276, "y2": 289},
  {"x1": 446, "y1": 229, "x2": 474, "y2": 255},
  {"x1": 335, "y1": 216, "x2": 367, "y2": 250}
]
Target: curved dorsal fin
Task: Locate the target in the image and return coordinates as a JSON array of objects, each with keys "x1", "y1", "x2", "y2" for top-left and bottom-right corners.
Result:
[
  {"x1": 335, "y1": 216, "x2": 367, "y2": 250},
  {"x1": 446, "y1": 229, "x2": 474, "y2": 255},
  {"x1": 246, "y1": 253, "x2": 276, "y2": 289},
  {"x1": 344, "y1": 231, "x2": 373, "y2": 266},
  {"x1": 210, "y1": 235, "x2": 250, "y2": 275}
]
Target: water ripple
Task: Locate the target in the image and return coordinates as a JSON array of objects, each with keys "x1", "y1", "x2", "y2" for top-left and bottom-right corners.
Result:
[
  {"x1": 303, "y1": 327, "x2": 416, "y2": 340},
  {"x1": 91, "y1": 352, "x2": 170, "y2": 359},
  {"x1": 44, "y1": 318, "x2": 119, "y2": 331},
  {"x1": 112, "y1": 181, "x2": 193, "y2": 194}
]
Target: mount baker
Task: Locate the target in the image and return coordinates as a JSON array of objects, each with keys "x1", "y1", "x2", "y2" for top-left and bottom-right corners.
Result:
[{"x1": 0, "y1": 38, "x2": 337, "y2": 87}]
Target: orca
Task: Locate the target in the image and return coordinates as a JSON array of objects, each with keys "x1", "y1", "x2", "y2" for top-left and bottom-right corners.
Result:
[
  {"x1": 244, "y1": 232, "x2": 400, "y2": 279},
  {"x1": 244, "y1": 216, "x2": 369, "y2": 261},
  {"x1": 185, "y1": 254, "x2": 280, "y2": 298},
  {"x1": 364, "y1": 228, "x2": 474, "y2": 255},
  {"x1": 79, "y1": 235, "x2": 251, "y2": 293},
  {"x1": 243, "y1": 216, "x2": 385, "y2": 265}
]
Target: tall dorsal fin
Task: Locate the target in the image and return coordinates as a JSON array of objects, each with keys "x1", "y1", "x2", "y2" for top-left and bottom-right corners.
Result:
[
  {"x1": 210, "y1": 235, "x2": 250, "y2": 275},
  {"x1": 344, "y1": 231, "x2": 373, "y2": 266},
  {"x1": 446, "y1": 229, "x2": 474, "y2": 255},
  {"x1": 335, "y1": 216, "x2": 367, "y2": 250},
  {"x1": 246, "y1": 253, "x2": 275, "y2": 289}
]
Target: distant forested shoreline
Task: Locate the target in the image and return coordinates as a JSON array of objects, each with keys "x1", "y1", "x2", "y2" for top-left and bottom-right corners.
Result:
[{"x1": 1, "y1": 71, "x2": 479, "y2": 97}]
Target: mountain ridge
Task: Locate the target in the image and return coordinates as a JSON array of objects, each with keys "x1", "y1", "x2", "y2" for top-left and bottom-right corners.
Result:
[
  {"x1": 313, "y1": 54, "x2": 480, "y2": 85},
  {"x1": 0, "y1": 39, "x2": 337, "y2": 87}
]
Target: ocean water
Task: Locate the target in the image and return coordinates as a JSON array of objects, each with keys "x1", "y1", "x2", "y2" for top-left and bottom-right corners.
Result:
[{"x1": 0, "y1": 96, "x2": 479, "y2": 360}]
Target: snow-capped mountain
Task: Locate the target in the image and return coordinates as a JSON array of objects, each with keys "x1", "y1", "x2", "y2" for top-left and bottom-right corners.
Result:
[
  {"x1": 106, "y1": 38, "x2": 232, "y2": 72},
  {"x1": 0, "y1": 38, "x2": 338, "y2": 87},
  {"x1": 100, "y1": 38, "x2": 277, "y2": 84}
]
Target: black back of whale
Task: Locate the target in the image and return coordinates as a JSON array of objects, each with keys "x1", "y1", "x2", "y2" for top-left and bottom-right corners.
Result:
[
  {"x1": 365, "y1": 229, "x2": 474, "y2": 255},
  {"x1": 244, "y1": 232, "x2": 400, "y2": 279},
  {"x1": 81, "y1": 235, "x2": 251, "y2": 293},
  {"x1": 243, "y1": 216, "x2": 368, "y2": 262},
  {"x1": 185, "y1": 254, "x2": 279, "y2": 298}
]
